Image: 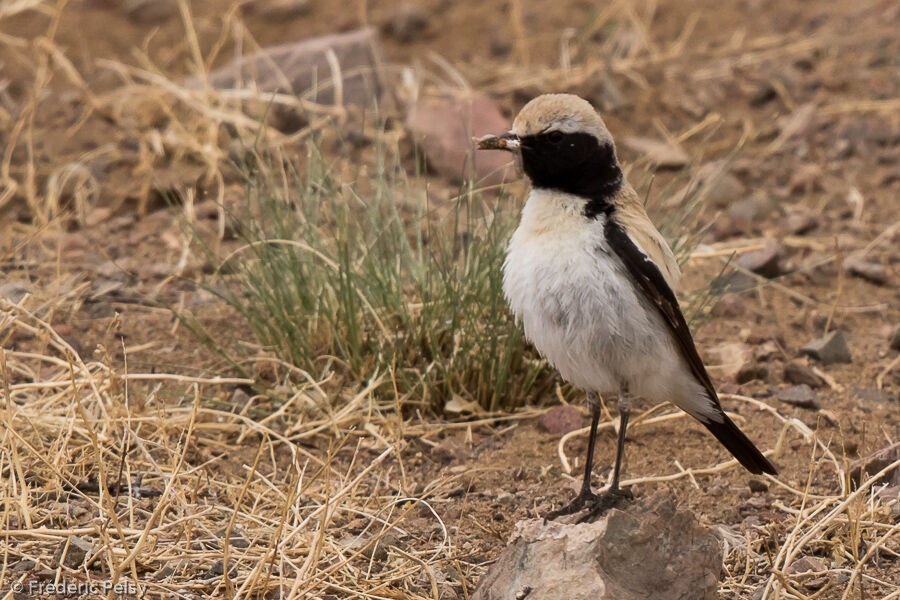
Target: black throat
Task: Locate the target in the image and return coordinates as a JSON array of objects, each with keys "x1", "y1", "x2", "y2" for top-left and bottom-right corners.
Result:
[{"x1": 518, "y1": 131, "x2": 623, "y2": 219}]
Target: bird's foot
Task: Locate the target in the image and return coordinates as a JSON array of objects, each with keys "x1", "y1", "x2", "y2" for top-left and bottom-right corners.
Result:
[
  {"x1": 576, "y1": 486, "x2": 633, "y2": 524},
  {"x1": 543, "y1": 489, "x2": 599, "y2": 520}
]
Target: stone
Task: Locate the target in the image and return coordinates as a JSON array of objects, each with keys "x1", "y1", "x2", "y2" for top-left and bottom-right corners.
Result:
[
  {"x1": 711, "y1": 293, "x2": 746, "y2": 318},
  {"x1": 772, "y1": 103, "x2": 815, "y2": 151},
  {"x1": 787, "y1": 164, "x2": 824, "y2": 195},
  {"x1": 382, "y1": 3, "x2": 429, "y2": 43},
  {"x1": 801, "y1": 331, "x2": 852, "y2": 365},
  {"x1": 471, "y1": 495, "x2": 721, "y2": 600},
  {"x1": 785, "y1": 556, "x2": 827, "y2": 575},
  {"x1": 54, "y1": 536, "x2": 96, "y2": 569},
  {"x1": 339, "y1": 530, "x2": 400, "y2": 562},
  {"x1": 746, "y1": 496, "x2": 768, "y2": 509},
  {"x1": 753, "y1": 340, "x2": 779, "y2": 362},
  {"x1": 891, "y1": 326, "x2": 900, "y2": 351},
  {"x1": 775, "y1": 385, "x2": 820, "y2": 410},
  {"x1": 736, "y1": 241, "x2": 782, "y2": 278},
  {"x1": 854, "y1": 388, "x2": 896, "y2": 404},
  {"x1": 405, "y1": 92, "x2": 512, "y2": 185},
  {"x1": 622, "y1": 137, "x2": 688, "y2": 169},
  {"x1": 736, "y1": 363, "x2": 767, "y2": 384},
  {"x1": 216, "y1": 527, "x2": 250, "y2": 548},
  {"x1": 539, "y1": 405, "x2": 583, "y2": 435},
  {"x1": 431, "y1": 438, "x2": 471, "y2": 465},
  {"x1": 124, "y1": 0, "x2": 177, "y2": 23},
  {"x1": 849, "y1": 442, "x2": 900, "y2": 487},
  {"x1": 784, "y1": 211, "x2": 818, "y2": 235},
  {"x1": 230, "y1": 388, "x2": 252, "y2": 406},
  {"x1": 783, "y1": 362, "x2": 825, "y2": 388},
  {"x1": 489, "y1": 38, "x2": 512, "y2": 57},
  {"x1": 708, "y1": 343, "x2": 754, "y2": 379},
  {"x1": 714, "y1": 192, "x2": 770, "y2": 239},
  {"x1": 247, "y1": 0, "x2": 311, "y2": 20},
  {"x1": 688, "y1": 161, "x2": 747, "y2": 209},
  {"x1": 748, "y1": 479, "x2": 768, "y2": 493},
  {"x1": 196, "y1": 28, "x2": 388, "y2": 112},
  {"x1": 0, "y1": 281, "x2": 32, "y2": 304},
  {"x1": 711, "y1": 270, "x2": 756, "y2": 294},
  {"x1": 844, "y1": 254, "x2": 888, "y2": 285}
]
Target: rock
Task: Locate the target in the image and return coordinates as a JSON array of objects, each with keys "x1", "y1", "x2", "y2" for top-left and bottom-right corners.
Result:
[
  {"x1": 622, "y1": 137, "x2": 688, "y2": 169},
  {"x1": 854, "y1": 388, "x2": 896, "y2": 404},
  {"x1": 339, "y1": 530, "x2": 400, "y2": 562},
  {"x1": 787, "y1": 164, "x2": 824, "y2": 195},
  {"x1": 737, "y1": 241, "x2": 782, "y2": 278},
  {"x1": 719, "y1": 199, "x2": 756, "y2": 238},
  {"x1": 819, "y1": 409, "x2": 839, "y2": 427},
  {"x1": 783, "y1": 362, "x2": 825, "y2": 388},
  {"x1": 216, "y1": 527, "x2": 250, "y2": 548},
  {"x1": 775, "y1": 385, "x2": 821, "y2": 410},
  {"x1": 708, "y1": 343, "x2": 754, "y2": 379},
  {"x1": 54, "y1": 536, "x2": 96, "y2": 569},
  {"x1": 736, "y1": 363, "x2": 767, "y2": 384},
  {"x1": 710, "y1": 293, "x2": 746, "y2": 318},
  {"x1": 489, "y1": 37, "x2": 512, "y2": 56},
  {"x1": 688, "y1": 161, "x2": 747, "y2": 209},
  {"x1": 771, "y1": 103, "x2": 815, "y2": 151},
  {"x1": 405, "y1": 92, "x2": 512, "y2": 185},
  {"x1": 0, "y1": 281, "x2": 32, "y2": 303},
  {"x1": 246, "y1": 0, "x2": 311, "y2": 20},
  {"x1": 753, "y1": 340, "x2": 779, "y2": 362},
  {"x1": 844, "y1": 254, "x2": 888, "y2": 285},
  {"x1": 876, "y1": 485, "x2": 899, "y2": 517},
  {"x1": 800, "y1": 331, "x2": 852, "y2": 365},
  {"x1": 746, "y1": 496, "x2": 767, "y2": 509},
  {"x1": 471, "y1": 495, "x2": 721, "y2": 600},
  {"x1": 849, "y1": 442, "x2": 900, "y2": 487},
  {"x1": 196, "y1": 28, "x2": 387, "y2": 112},
  {"x1": 785, "y1": 556, "x2": 827, "y2": 575},
  {"x1": 891, "y1": 326, "x2": 900, "y2": 351},
  {"x1": 382, "y1": 3, "x2": 429, "y2": 43},
  {"x1": 784, "y1": 211, "x2": 818, "y2": 235},
  {"x1": 748, "y1": 479, "x2": 768, "y2": 493},
  {"x1": 539, "y1": 405, "x2": 583, "y2": 435},
  {"x1": 230, "y1": 387, "x2": 251, "y2": 406},
  {"x1": 431, "y1": 438, "x2": 471, "y2": 465},
  {"x1": 711, "y1": 269, "x2": 756, "y2": 294},
  {"x1": 124, "y1": 0, "x2": 177, "y2": 23}
]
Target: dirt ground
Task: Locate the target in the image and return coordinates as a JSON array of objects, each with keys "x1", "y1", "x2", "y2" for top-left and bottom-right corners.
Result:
[{"x1": 1, "y1": 0, "x2": 899, "y2": 599}]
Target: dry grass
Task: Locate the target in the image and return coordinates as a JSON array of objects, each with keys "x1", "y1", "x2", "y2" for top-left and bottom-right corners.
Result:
[
  {"x1": 2, "y1": 295, "x2": 897, "y2": 598},
  {"x1": 1, "y1": 297, "x2": 495, "y2": 599},
  {"x1": 2, "y1": 1, "x2": 899, "y2": 598}
]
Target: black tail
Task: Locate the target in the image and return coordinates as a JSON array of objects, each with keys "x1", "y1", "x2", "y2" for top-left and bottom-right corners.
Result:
[{"x1": 704, "y1": 414, "x2": 777, "y2": 475}]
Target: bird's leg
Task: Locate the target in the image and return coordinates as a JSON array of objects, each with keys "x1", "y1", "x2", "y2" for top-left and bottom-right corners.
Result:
[
  {"x1": 578, "y1": 387, "x2": 634, "y2": 523},
  {"x1": 543, "y1": 394, "x2": 602, "y2": 519}
]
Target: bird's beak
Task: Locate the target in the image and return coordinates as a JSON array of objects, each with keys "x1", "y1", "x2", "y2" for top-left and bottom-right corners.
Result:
[{"x1": 474, "y1": 132, "x2": 520, "y2": 151}]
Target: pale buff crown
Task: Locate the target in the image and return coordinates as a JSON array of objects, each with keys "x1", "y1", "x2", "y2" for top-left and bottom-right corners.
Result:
[
  {"x1": 511, "y1": 93, "x2": 681, "y2": 290},
  {"x1": 511, "y1": 94, "x2": 614, "y2": 145}
]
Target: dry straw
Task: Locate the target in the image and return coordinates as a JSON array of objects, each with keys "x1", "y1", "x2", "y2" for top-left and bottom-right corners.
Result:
[{"x1": 1, "y1": 298, "x2": 482, "y2": 599}]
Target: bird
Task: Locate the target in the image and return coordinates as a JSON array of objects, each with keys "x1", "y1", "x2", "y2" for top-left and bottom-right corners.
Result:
[{"x1": 476, "y1": 93, "x2": 776, "y2": 520}]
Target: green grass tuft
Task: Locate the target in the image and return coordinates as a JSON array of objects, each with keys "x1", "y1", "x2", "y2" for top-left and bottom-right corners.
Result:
[{"x1": 188, "y1": 139, "x2": 553, "y2": 411}]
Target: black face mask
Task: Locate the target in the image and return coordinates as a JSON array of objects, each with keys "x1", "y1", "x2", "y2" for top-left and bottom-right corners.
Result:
[{"x1": 518, "y1": 131, "x2": 623, "y2": 218}]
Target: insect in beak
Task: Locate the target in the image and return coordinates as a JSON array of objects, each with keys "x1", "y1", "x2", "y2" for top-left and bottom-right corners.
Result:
[{"x1": 473, "y1": 132, "x2": 520, "y2": 151}]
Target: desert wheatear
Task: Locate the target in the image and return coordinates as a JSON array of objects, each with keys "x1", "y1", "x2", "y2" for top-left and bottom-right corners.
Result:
[{"x1": 477, "y1": 94, "x2": 776, "y2": 520}]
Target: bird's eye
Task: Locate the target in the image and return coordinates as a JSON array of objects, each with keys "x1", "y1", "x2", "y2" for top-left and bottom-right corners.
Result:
[{"x1": 547, "y1": 131, "x2": 564, "y2": 143}]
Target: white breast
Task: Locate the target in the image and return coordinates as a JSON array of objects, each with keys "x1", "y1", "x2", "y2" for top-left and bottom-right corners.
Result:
[{"x1": 502, "y1": 188, "x2": 710, "y2": 413}]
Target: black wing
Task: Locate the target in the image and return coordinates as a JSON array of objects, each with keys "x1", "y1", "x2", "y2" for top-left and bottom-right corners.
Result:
[{"x1": 605, "y1": 218, "x2": 777, "y2": 475}]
